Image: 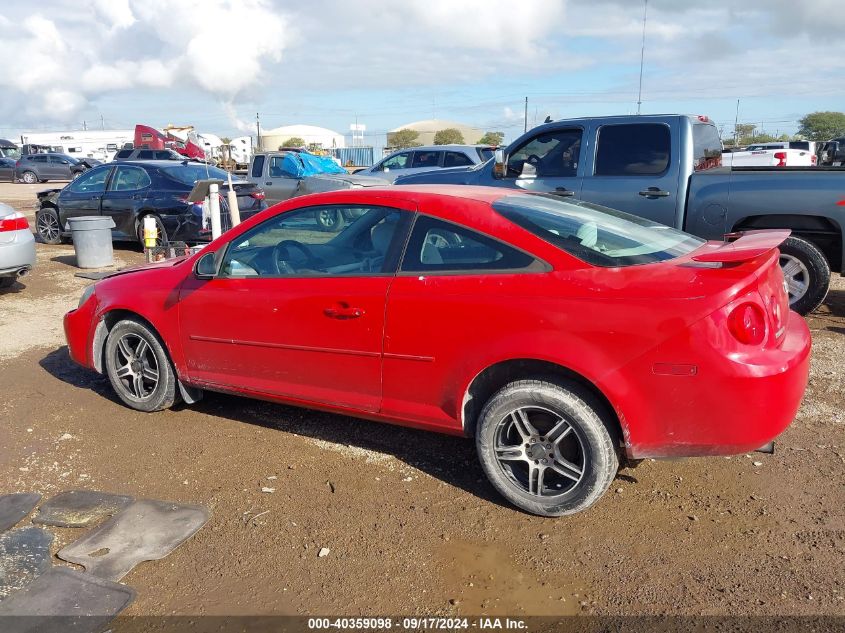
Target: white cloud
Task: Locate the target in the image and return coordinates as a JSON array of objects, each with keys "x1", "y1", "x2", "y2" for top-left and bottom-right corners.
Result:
[{"x1": 0, "y1": 0, "x2": 289, "y2": 124}]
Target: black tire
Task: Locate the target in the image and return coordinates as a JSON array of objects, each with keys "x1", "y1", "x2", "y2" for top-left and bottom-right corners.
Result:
[
  {"x1": 21, "y1": 171, "x2": 37, "y2": 184},
  {"x1": 0, "y1": 276, "x2": 16, "y2": 289},
  {"x1": 779, "y1": 236, "x2": 830, "y2": 315},
  {"x1": 35, "y1": 207, "x2": 63, "y2": 245},
  {"x1": 136, "y1": 214, "x2": 168, "y2": 248},
  {"x1": 476, "y1": 379, "x2": 619, "y2": 517},
  {"x1": 104, "y1": 319, "x2": 177, "y2": 412},
  {"x1": 315, "y1": 208, "x2": 343, "y2": 232}
]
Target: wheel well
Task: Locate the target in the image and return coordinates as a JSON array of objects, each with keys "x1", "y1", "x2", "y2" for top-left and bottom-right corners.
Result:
[
  {"x1": 93, "y1": 309, "x2": 169, "y2": 373},
  {"x1": 461, "y1": 359, "x2": 623, "y2": 443},
  {"x1": 732, "y1": 214, "x2": 842, "y2": 270}
]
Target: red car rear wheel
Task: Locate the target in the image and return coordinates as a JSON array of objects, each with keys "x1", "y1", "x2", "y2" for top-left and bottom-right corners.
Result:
[{"x1": 476, "y1": 379, "x2": 619, "y2": 517}]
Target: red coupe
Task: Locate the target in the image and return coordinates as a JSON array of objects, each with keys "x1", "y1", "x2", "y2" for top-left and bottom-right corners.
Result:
[{"x1": 64, "y1": 186, "x2": 811, "y2": 516}]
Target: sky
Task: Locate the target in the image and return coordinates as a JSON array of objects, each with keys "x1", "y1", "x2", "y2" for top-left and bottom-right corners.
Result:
[{"x1": 1, "y1": 0, "x2": 844, "y2": 147}]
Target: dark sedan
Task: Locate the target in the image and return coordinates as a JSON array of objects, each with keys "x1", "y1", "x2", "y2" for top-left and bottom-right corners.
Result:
[{"x1": 35, "y1": 161, "x2": 267, "y2": 246}]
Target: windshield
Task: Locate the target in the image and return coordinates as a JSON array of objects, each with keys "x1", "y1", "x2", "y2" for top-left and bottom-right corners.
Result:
[
  {"x1": 161, "y1": 164, "x2": 239, "y2": 185},
  {"x1": 493, "y1": 193, "x2": 704, "y2": 267},
  {"x1": 0, "y1": 147, "x2": 20, "y2": 159},
  {"x1": 477, "y1": 147, "x2": 495, "y2": 161}
]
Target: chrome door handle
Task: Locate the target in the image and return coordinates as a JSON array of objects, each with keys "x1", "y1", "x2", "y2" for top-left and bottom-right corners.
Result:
[{"x1": 552, "y1": 187, "x2": 575, "y2": 197}]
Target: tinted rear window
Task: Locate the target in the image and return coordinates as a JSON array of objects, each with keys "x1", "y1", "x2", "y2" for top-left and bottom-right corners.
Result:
[
  {"x1": 493, "y1": 193, "x2": 703, "y2": 267},
  {"x1": 595, "y1": 123, "x2": 670, "y2": 176},
  {"x1": 692, "y1": 123, "x2": 722, "y2": 171}
]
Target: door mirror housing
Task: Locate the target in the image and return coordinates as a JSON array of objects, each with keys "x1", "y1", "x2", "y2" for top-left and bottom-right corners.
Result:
[
  {"x1": 493, "y1": 148, "x2": 506, "y2": 179},
  {"x1": 194, "y1": 251, "x2": 219, "y2": 279}
]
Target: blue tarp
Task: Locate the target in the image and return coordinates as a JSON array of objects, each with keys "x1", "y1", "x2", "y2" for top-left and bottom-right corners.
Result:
[{"x1": 280, "y1": 152, "x2": 346, "y2": 178}]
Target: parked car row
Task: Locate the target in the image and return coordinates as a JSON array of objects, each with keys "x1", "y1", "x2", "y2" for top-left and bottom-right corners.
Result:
[{"x1": 34, "y1": 161, "x2": 267, "y2": 246}]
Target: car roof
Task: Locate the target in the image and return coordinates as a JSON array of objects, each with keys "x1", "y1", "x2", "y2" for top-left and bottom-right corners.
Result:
[{"x1": 289, "y1": 185, "x2": 519, "y2": 224}]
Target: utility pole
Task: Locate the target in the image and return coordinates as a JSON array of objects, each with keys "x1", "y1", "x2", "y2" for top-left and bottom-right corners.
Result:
[
  {"x1": 733, "y1": 99, "x2": 740, "y2": 147},
  {"x1": 255, "y1": 112, "x2": 261, "y2": 151},
  {"x1": 636, "y1": 0, "x2": 648, "y2": 114},
  {"x1": 524, "y1": 97, "x2": 528, "y2": 133},
  {"x1": 100, "y1": 114, "x2": 105, "y2": 130},
  {"x1": 82, "y1": 120, "x2": 87, "y2": 131}
]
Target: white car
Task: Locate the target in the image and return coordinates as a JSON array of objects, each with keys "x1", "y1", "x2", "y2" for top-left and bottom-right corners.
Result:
[
  {"x1": 0, "y1": 202, "x2": 35, "y2": 289},
  {"x1": 722, "y1": 146, "x2": 816, "y2": 167}
]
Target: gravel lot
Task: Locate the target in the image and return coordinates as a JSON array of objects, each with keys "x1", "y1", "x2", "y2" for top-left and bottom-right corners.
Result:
[{"x1": 0, "y1": 180, "x2": 843, "y2": 618}]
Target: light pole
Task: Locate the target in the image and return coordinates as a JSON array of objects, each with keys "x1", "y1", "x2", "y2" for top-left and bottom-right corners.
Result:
[{"x1": 636, "y1": 0, "x2": 648, "y2": 115}]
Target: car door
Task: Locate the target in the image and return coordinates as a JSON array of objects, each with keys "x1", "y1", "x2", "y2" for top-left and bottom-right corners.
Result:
[
  {"x1": 381, "y1": 213, "x2": 545, "y2": 429},
  {"x1": 177, "y1": 202, "x2": 414, "y2": 411},
  {"x1": 0, "y1": 158, "x2": 13, "y2": 182},
  {"x1": 101, "y1": 165, "x2": 152, "y2": 239},
  {"x1": 500, "y1": 127, "x2": 585, "y2": 199},
  {"x1": 49, "y1": 155, "x2": 73, "y2": 179},
  {"x1": 260, "y1": 154, "x2": 300, "y2": 204},
  {"x1": 27, "y1": 155, "x2": 49, "y2": 179},
  {"x1": 578, "y1": 121, "x2": 680, "y2": 227},
  {"x1": 56, "y1": 166, "x2": 113, "y2": 226},
  {"x1": 371, "y1": 151, "x2": 413, "y2": 181}
]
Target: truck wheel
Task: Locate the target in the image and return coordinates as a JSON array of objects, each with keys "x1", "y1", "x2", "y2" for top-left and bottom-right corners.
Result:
[
  {"x1": 779, "y1": 236, "x2": 830, "y2": 315},
  {"x1": 315, "y1": 208, "x2": 343, "y2": 232},
  {"x1": 476, "y1": 379, "x2": 619, "y2": 517}
]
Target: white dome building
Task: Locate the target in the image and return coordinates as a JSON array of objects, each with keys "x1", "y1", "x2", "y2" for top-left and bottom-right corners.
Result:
[{"x1": 260, "y1": 124, "x2": 345, "y2": 150}]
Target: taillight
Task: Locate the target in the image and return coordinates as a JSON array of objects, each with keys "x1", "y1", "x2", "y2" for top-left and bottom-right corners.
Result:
[
  {"x1": 0, "y1": 213, "x2": 29, "y2": 232},
  {"x1": 774, "y1": 151, "x2": 787, "y2": 167},
  {"x1": 727, "y1": 303, "x2": 767, "y2": 345},
  {"x1": 249, "y1": 191, "x2": 265, "y2": 200},
  {"x1": 811, "y1": 155, "x2": 817, "y2": 165}
]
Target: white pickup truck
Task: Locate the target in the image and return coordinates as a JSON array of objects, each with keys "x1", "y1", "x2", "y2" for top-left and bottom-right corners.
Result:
[{"x1": 723, "y1": 142, "x2": 817, "y2": 167}]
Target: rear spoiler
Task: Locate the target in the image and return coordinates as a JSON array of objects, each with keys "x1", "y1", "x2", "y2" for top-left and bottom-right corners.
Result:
[{"x1": 691, "y1": 229, "x2": 791, "y2": 263}]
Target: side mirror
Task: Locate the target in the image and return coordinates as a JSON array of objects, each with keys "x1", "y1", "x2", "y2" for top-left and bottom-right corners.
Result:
[
  {"x1": 493, "y1": 148, "x2": 506, "y2": 179},
  {"x1": 194, "y1": 251, "x2": 219, "y2": 279}
]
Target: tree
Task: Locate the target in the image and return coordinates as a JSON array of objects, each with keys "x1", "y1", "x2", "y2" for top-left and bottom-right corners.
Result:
[
  {"x1": 798, "y1": 111, "x2": 845, "y2": 141},
  {"x1": 433, "y1": 128, "x2": 465, "y2": 145},
  {"x1": 477, "y1": 131, "x2": 505, "y2": 146},
  {"x1": 734, "y1": 124, "x2": 756, "y2": 145},
  {"x1": 279, "y1": 137, "x2": 306, "y2": 148},
  {"x1": 387, "y1": 128, "x2": 422, "y2": 149}
]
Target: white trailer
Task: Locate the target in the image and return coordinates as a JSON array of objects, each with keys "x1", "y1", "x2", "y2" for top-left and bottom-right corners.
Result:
[{"x1": 19, "y1": 129, "x2": 134, "y2": 161}]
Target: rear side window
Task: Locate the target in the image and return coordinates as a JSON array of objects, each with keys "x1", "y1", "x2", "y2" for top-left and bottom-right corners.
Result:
[
  {"x1": 692, "y1": 123, "x2": 723, "y2": 171},
  {"x1": 115, "y1": 150, "x2": 132, "y2": 159},
  {"x1": 444, "y1": 151, "x2": 473, "y2": 167},
  {"x1": 594, "y1": 123, "x2": 670, "y2": 176},
  {"x1": 31, "y1": 155, "x2": 48, "y2": 162},
  {"x1": 110, "y1": 166, "x2": 151, "y2": 191},
  {"x1": 412, "y1": 151, "x2": 440, "y2": 169},
  {"x1": 137, "y1": 150, "x2": 154, "y2": 159},
  {"x1": 493, "y1": 193, "x2": 703, "y2": 267},
  {"x1": 251, "y1": 154, "x2": 265, "y2": 178},
  {"x1": 401, "y1": 215, "x2": 535, "y2": 273},
  {"x1": 154, "y1": 151, "x2": 173, "y2": 159}
]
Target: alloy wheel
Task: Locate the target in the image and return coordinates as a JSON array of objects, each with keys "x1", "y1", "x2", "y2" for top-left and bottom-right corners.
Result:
[
  {"x1": 112, "y1": 333, "x2": 159, "y2": 400},
  {"x1": 493, "y1": 406, "x2": 586, "y2": 497},
  {"x1": 36, "y1": 212, "x2": 60, "y2": 243},
  {"x1": 780, "y1": 253, "x2": 810, "y2": 304}
]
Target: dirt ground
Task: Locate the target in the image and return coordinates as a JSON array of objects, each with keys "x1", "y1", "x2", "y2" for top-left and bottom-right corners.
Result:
[{"x1": 0, "y1": 180, "x2": 843, "y2": 619}]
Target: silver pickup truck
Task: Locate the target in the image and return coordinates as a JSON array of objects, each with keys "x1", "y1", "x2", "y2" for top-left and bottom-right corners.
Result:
[
  {"x1": 395, "y1": 114, "x2": 845, "y2": 315},
  {"x1": 247, "y1": 150, "x2": 388, "y2": 230}
]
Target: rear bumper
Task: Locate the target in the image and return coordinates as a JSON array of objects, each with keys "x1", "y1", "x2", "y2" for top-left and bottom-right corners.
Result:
[
  {"x1": 606, "y1": 311, "x2": 811, "y2": 459},
  {"x1": 0, "y1": 229, "x2": 36, "y2": 276}
]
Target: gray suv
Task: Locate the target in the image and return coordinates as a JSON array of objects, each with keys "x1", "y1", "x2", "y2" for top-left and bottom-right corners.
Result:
[
  {"x1": 356, "y1": 145, "x2": 495, "y2": 182},
  {"x1": 15, "y1": 153, "x2": 86, "y2": 184}
]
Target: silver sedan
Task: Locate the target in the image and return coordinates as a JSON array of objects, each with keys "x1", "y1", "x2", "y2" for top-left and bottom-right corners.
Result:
[{"x1": 0, "y1": 202, "x2": 35, "y2": 289}]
